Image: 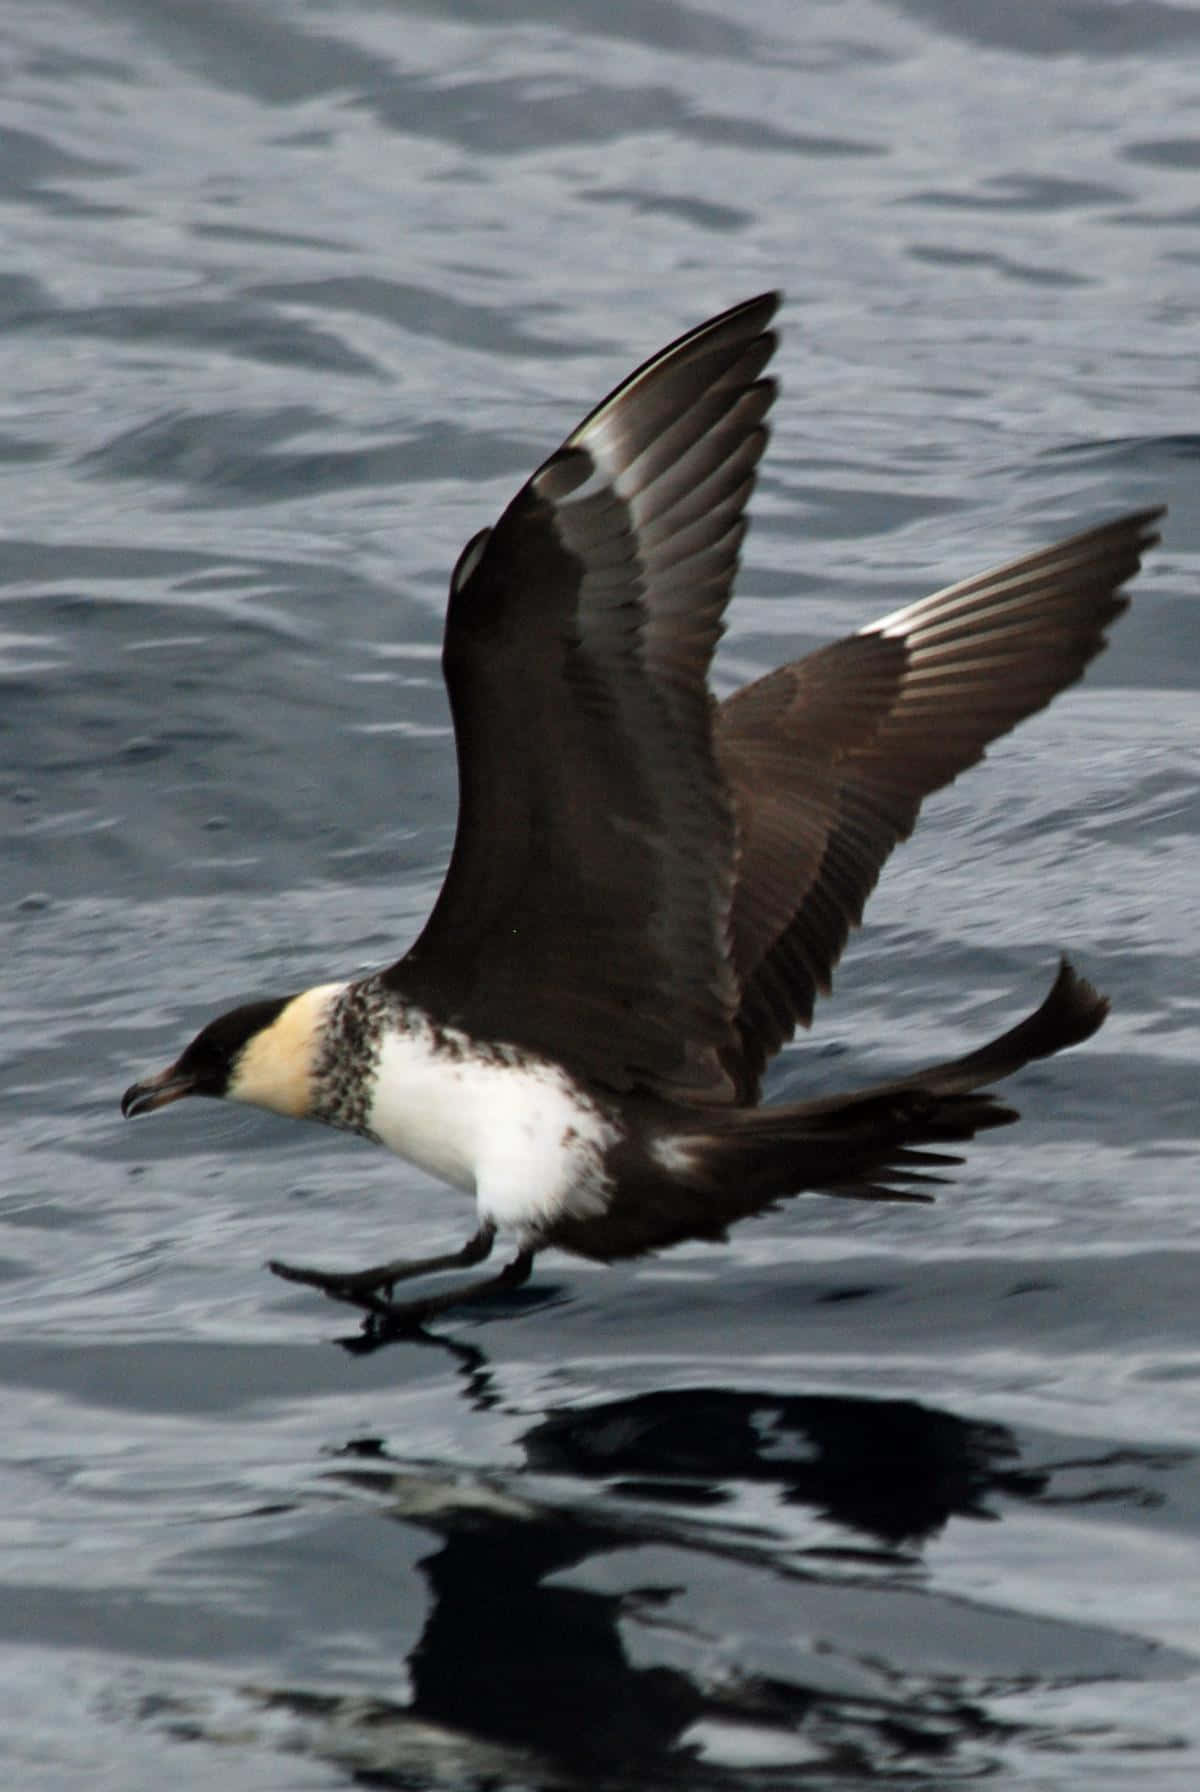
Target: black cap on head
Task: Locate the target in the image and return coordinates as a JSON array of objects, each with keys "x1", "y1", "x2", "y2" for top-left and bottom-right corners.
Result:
[
  {"x1": 176, "y1": 997, "x2": 293, "y2": 1094},
  {"x1": 121, "y1": 995, "x2": 291, "y2": 1117}
]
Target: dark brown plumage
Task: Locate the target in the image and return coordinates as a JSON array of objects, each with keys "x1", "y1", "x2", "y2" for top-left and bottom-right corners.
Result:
[
  {"x1": 122, "y1": 293, "x2": 1163, "y2": 1332},
  {"x1": 716, "y1": 507, "x2": 1157, "y2": 1097},
  {"x1": 389, "y1": 293, "x2": 1158, "y2": 1110}
]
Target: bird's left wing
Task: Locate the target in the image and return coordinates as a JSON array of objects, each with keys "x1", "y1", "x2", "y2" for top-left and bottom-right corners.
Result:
[{"x1": 387, "y1": 295, "x2": 779, "y2": 1100}]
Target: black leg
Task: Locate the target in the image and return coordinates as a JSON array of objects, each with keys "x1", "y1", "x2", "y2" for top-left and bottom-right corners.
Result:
[
  {"x1": 365, "y1": 1247, "x2": 536, "y2": 1337},
  {"x1": 268, "y1": 1222, "x2": 496, "y2": 1312}
]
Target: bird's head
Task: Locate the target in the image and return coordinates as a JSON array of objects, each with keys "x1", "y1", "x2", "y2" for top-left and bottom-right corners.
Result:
[{"x1": 121, "y1": 984, "x2": 343, "y2": 1122}]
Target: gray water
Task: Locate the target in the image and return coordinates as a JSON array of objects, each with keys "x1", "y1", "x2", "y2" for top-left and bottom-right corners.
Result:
[{"x1": 2, "y1": 2, "x2": 1199, "y2": 1786}]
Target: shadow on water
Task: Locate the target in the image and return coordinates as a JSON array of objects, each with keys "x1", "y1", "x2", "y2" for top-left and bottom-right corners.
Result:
[
  {"x1": 177, "y1": 1381, "x2": 1187, "y2": 1789},
  {"x1": 335, "y1": 1280, "x2": 567, "y2": 1382}
]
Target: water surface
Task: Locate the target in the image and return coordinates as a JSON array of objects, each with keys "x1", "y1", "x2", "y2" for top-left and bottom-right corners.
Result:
[{"x1": 2, "y1": 2, "x2": 1198, "y2": 1786}]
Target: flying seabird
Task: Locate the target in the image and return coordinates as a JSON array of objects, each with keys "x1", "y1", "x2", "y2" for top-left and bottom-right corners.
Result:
[{"x1": 121, "y1": 293, "x2": 1162, "y2": 1331}]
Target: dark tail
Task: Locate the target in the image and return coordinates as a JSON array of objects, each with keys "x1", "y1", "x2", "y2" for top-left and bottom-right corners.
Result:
[{"x1": 693, "y1": 958, "x2": 1106, "y2": 1215}]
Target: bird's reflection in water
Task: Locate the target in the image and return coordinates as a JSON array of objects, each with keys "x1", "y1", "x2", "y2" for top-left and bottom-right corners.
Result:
[
  {"x1": 522, "y1": 1386, "x2": 1044, "y2": 1549},
  {"x1": 238, "y1": 1384, "x2": 1133, "y2": 1788}
]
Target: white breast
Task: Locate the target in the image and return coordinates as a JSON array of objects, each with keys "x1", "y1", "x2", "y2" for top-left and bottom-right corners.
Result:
[{"x1": 367, "y1": 1021, "x2": 618, "y2": 1236}]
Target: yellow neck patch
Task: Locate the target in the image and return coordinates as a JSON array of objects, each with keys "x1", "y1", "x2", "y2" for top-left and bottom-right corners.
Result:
[{"x1": 226, "y1": 982, "x2": 344, "y2": 1119}]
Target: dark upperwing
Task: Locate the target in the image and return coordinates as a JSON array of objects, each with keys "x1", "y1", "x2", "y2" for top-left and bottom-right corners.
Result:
[
  {"x1": 388, "y1": 294, "x2": 780, "y2": 1102},
  {"x1": 716, "y1": 505, "x2": 1162, "y2": 1097},
  {"x1": 385, "y1": 293, "x2": 1161, "y2": 1107}
]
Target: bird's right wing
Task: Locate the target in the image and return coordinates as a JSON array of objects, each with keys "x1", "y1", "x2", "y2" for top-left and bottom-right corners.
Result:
[{"x1": 717, "y1": 507, "x2": 1163, "y2": 1098}]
